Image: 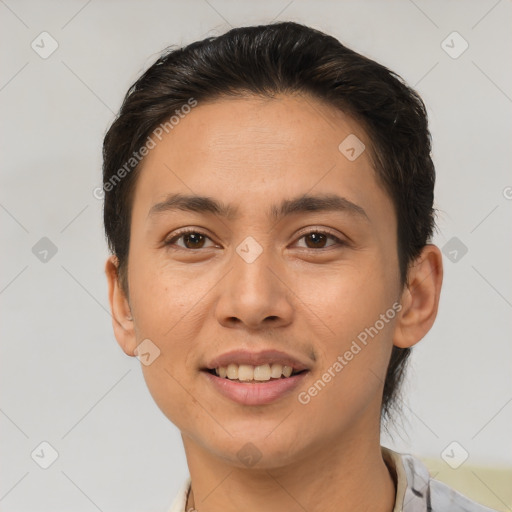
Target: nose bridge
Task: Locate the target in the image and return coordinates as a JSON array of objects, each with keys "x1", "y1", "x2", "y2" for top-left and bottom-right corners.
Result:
[{"x1": 232, "y1": 233, "x2": 278, "y2": 300}]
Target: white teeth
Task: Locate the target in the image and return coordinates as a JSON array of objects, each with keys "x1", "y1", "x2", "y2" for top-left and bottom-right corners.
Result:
[
  {"x1": 238, "y1": 364, "x2": 254, "y2": 381},
  {"x1": 213, "y1": 363, "x2": 299, "y2": 381},
  {"x1": 226, "y1": 364, "x2": 238, "y2": 379},
  {"x1": 253, "y1": 364, "x2": 271, "y2": 381},
  {"x1": 270, "y1": 364, "x2": 282, "y2": 378}
]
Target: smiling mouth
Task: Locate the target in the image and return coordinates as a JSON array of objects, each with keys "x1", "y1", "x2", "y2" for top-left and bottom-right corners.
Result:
[{"x1": 203, "y1": 363, "x2": 308, "y2": 383}]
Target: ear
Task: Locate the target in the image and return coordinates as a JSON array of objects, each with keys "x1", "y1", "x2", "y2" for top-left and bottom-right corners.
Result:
[
  {"x1": 105, "y1": 255, "x2": 137, "y2": 357},
  {"x1": 393, "y1": 244, "x2": 443, "y2": 349}
]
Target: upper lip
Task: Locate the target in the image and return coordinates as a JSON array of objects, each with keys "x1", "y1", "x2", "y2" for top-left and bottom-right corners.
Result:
[{"x1": 203, "y1": 349, "x2": 311, "y2": 372}]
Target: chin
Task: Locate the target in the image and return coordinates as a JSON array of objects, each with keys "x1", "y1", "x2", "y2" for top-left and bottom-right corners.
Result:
[{"x1": 204, "y1": 428, "x2": 306, "y2": 469}]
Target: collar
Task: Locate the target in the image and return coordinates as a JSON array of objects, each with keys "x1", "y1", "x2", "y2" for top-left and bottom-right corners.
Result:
[{"x1": 381, "y1": 446, "x2": 431, "y2": 512}]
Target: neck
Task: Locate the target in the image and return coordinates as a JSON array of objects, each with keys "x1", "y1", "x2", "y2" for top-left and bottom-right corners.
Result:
[{"x1": 182, "y1": 429, "x2": 396, "y2": 512}]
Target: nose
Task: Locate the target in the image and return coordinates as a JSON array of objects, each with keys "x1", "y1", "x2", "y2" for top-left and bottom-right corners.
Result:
[{"x1": 215, "y1": 241, "x2": 294, "y2": 331}]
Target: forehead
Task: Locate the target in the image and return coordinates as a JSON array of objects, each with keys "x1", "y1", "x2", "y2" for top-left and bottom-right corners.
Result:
[
  {"x1": 132, "y1": 93, "x2": 391, "y2": 223},
  {"x1": 144, "y1": 93, "x2": 369, "y2": 168}
]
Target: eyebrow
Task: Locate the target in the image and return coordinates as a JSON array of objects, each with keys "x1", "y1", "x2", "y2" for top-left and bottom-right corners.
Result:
[{"x1": 147, "y1": 192, "x2": 369, "y2": 222}]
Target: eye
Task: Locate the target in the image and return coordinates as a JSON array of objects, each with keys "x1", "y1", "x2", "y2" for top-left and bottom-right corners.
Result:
[
  {"x1": 163, "y1": 229, "x2": 217, "y2": 250},
  {"x1": 163, "y1": 228, "x2": 347, "y2": 251},
  {"x1": 295, "y1": 230, "x2": 346, "y2": 250}
]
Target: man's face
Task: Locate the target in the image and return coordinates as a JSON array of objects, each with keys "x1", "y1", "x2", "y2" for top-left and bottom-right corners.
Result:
[{"x1": 123, "y1": 94, "x2": 403, "y2": 467}]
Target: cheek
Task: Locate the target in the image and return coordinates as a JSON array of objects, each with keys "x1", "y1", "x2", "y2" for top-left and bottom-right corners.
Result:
[
  {"x1": 136, "y1": 308, "x2": 208, "y2": 433},
  {"x1": 128, "y1": 246, "x2": 212, "y2": 340},
  {"x1": 292, "y1": 255, "x2": 399, "y2": 342},
  {"x1": 290, "y1": 259, "x2": 398, "y2": 412},
  {"x1": 140, "y1": 361, "x2": 203, "y2": 433},
  {"x1": 128, "y1": 260, "x2": 216, "y2": 432},
  {"x1": 294, "y1": 319, "x2": 396, "y2": 440}
]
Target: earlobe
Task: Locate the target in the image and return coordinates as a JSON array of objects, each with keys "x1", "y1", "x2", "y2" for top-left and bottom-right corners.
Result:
[
  {"x1": 105, "y1": 255, "x2": 137, "y2": 357},
  {"x1": 393, "y1": 244, "x2": 443, "y2": 349}
]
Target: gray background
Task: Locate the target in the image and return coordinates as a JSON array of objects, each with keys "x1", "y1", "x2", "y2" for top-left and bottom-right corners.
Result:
[{"x1": 1, "y1": 0, "x2": 511, "y2": 511}]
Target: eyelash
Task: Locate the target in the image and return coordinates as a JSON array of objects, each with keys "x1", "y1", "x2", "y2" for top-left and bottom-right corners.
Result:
[{"x1": 163, "y1": 228, "x2": 347, "y2": 251}]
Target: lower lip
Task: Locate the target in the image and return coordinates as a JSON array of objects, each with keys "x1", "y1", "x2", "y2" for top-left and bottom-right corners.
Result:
[{"x1": 202, "y1": 370, "x2": 308, "y2": 405}]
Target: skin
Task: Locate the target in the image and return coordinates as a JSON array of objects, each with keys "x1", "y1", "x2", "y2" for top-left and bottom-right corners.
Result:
[{"x1": 105, "y1": 93, "x2": 443, "y2": 512}]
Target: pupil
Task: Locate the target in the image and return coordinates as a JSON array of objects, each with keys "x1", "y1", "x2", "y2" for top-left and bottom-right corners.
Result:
[
  {"x1": 186, "y1": 233, "x2": 203, "y2": 248},
  {"x1": 307, "y1": 233, "x2": 325, "y2": 248}
]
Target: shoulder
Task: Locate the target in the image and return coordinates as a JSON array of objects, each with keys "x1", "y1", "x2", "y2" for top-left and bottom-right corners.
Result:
[
  {"x1": 388, "y1": 448, "x2": 499, "y2": 512},
  {"x1": 170, "y1": 452, "x2": 501, "y2": 512},
  {"x1": 428, "y1": 477, "x2": 498, "y2": 512}
]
